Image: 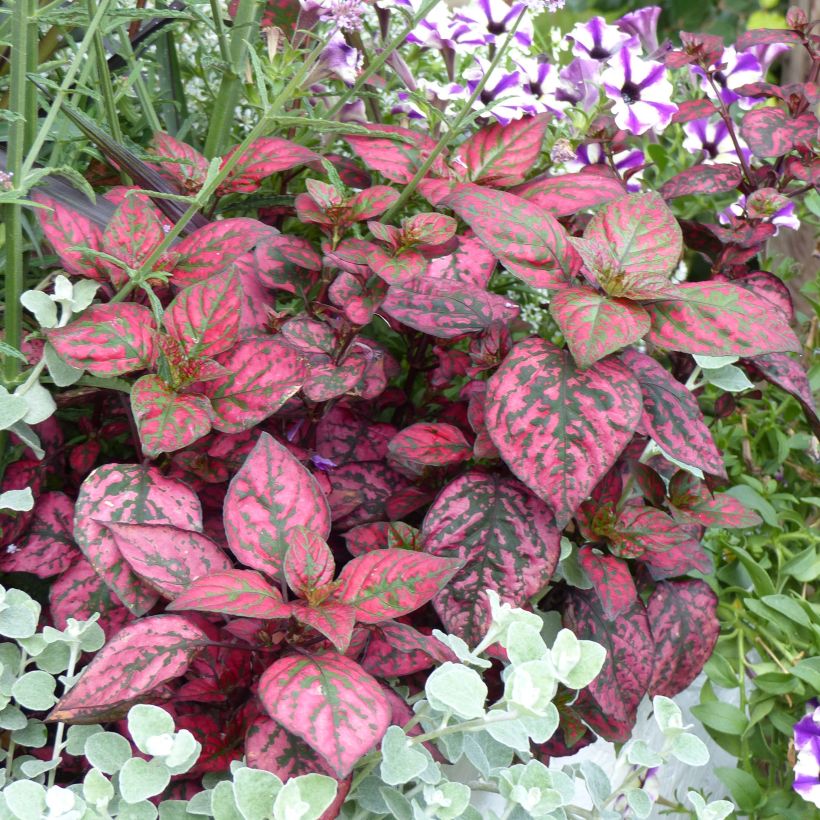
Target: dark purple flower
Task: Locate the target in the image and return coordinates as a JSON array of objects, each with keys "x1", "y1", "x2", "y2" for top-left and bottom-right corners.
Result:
[{"x1": 794, "y1": 702, "x2": 820, "y2": 809}]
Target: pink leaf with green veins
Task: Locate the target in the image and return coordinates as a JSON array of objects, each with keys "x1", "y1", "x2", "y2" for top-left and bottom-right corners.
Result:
[
  {"x1": 302, "y1": 351, "x2": 368, "y2": 403},
  {"x1": 281, "y1": 316, "x2": 336, "y2": 355},
  {"x1": 647, "y1": 580, "x2": 718, "y2": 697},
  {"x1": 346, "y1": 186, "x2": 400, "y2": 221},
  {"x1": 485, "y1": 338, "x2": 642, "y2": 527},
  {"x1": 387, "y1": 423, "x2": 471, "y2": 475},
  {"x1": 549, "y1": 289, "x2": 650, "y2": 369},
  {"x1": 102, "y1": 194, "x2": 165, "y2": 271},
  {"x1": 49, "y1": 615, "x2": 207, "y2": 723},
  {"x1": 164, "y1": 269, "x2": 241, "y2": 358},
  {"x1": 336, "y1": 548, "x2": 463, "y2": 624},
  {"x1": 427, "y1": 232, "x2": 497, "y2": 288},
  {"x1": 74, "y1": 463, "x2": 203, "y2": 616},
  {"x1": 607, "y1": 506, "x2": 702, "y2": 560},
  {"x1": 511, "y1": 170, "x2": 627, "y2": 217},
  {"x1": 217, "y1": 138, "x2": 321, "y2": 194},
  {"x1": 583, "y1": 192, "x2": 682, "y2": 280},
  {"x1": 131, "y1": 375, "x2": 213, "y2": 457},
  {"x1": 48, "y1": 304, "x2": 158, "y2": 377},
  {"x1": 382, "y1": 279, "x2": 519, "y2": 339},
  {"x1": 440, "y1": 184, "x2": 581, "y2": 287},
  {"x1": 344, "y1": 125, "x2": 444, "y2": 184},
  {"x1": 645, "y1": 282, "x2": 801, "y2": 356},
  {"x1": 641, "y1": 538, "x2": 711, "y2": 579},
  {"x1": 149, "y1": 131, "x2": 208, "y2": 190},
  {"x1": 329, "y1": 272, "x2": 388, "y2": 325},
  {"x1": 561, "y1": 590, "x2": 654, "y2": 740},
  {"x1": 284, "y1": 528, "x2": 336, "y2": 597},
  {"x1": 33, "y1": 195, "x2": 108, "y2": 281},
  {"x1": 203, "y1": 338, "x2": 306, "y2": 433},
  {"x1": 403, "y1": 213, "x2": 457, "y2": 246},
  {"x1": 104, "y1": 521, "x2": 231, "y2": 598},
  {"x1": 291, "y1": 601, "x2": 356, "y2": 652},
  {"x1": 739, "y1": 107, "x2": 795, "y2": 157},
  {"x1": 621, "y1": 349, "x2": 725, "y2": 477},
  {"x1": 659, "y1": 164, "x2": 742, "y2": 199},
  {"x1": 245, "y1": 718, "x2": 342, "y2": 781},
  {"x1": 167, "y1": 569, "x2": 292, "y2": 619},
  {"x1": 224, "y1": 432, "x2": 331, "y2": 577},
  {"x1": 457, "y1": 114, "x2": 550, "y2": 186},
  {"x1": 0, "y1": 492, "x2": 79, "y2": 578},
  {"x1": 170, "y1": 219, "x2": 270, "y2": 287},
  {"x1": 422, "y1": 471, "x2": 560, "y2": 644},
  {"x1": 576, "y1": 548, "x2": 637, "y2": 619},
  {"x1": 360, "y1": 622, "x2": 455, "y2": 677},
  {"x1": 259, "y1": 652, "x2": 390, "y2": 777}
]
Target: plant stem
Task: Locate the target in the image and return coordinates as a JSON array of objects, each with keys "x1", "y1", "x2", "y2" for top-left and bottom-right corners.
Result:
[
  {"x1": 87, "y1": 0, "x2": 124, "y2": 146},
  {"x1": 47, "y1": 641, "x2": 81, "y2": 789},
  {"x1": 116, "y1": 25, "x2": 162, "y2": 133},
  {"x1": 706, "y1": 74, "x2": 754, "y2": 188},
  {"x1": 382, "y1": 8, "x2": 528, "y2": 221},
  {"x1": 203, "y1": 0, "x2": 261, "y2": 158}
]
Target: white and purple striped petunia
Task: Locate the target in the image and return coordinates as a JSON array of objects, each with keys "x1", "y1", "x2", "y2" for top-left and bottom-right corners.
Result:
[
  {"x1": 682, "y1": 117, "x2": 752, "y2": 165},
  {"x1": 557, "y1": 57, "x2": 601, "y2": 111},
  {"x1": 691, "y1": 46, "x2": 763, "y2": 110},
  {"x1": 447, "y1": 57, "x2": 535, "y2": 124},
  {"x1": 455, "y1": 0, "x2": 533, "y2": 51},
  {"x1": 561, "y1": 142, "x2": 645, "y2": 191},
  {"x1": 567, "y1": 15, "x2": 637, "y2": 62},
  {"x1": 719, "y1": 193, "x2": 800, "y2": 235},
  {"x1": 601, "y1": 48, "x2": 677, "y2": 134},
  {"x1": 515, "y1": 55, "x2": 569, "y2": 117},
  {"x1": 794, "y1": 702, "x2": 820, "y2": 809},
  {"x1": 615, "y1": 6, "x2": 662, "y2": 55}
]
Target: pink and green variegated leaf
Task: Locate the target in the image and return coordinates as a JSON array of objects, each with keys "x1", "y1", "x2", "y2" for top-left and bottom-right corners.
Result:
[
  {"x1": 0, "y1": 492, "x2": 79, "y2": 578},
  {"x1": 609, "y1": 505, "x2": 702, "y2": 560},
  {"x1": 360, "y1": 621, "x2": 454, "y2": 677},
  {"x1": 282, "y1": 316, "x2": 336, "y2": 355},
  {"x1": 149, "y1": 132, "x2": 209, "y2": 190},
  {"x1": 511, "y1": 170, "x2": 627, "y2": 217},
  {"x1": 422, "y1": 471, "x2": 560, "y2": 644},
  {"x1": 671, "y1": 492, "x2": 762, "y2": 529},
  {"x1": 245, "y1": 717, "x2": 340, "y2": 781},
  {"x1": 258, "y1": 652, "x2": 391, "y2": 777},
  {"x1": 671, "y1": 99, "x2": 718, "y2": 124},
  {"x1": 48, "y1": 304, "x2": 158, "y2": 377},
  {"x1": 736, "y1": 27, "x2": 802, "y2": 48},
  {"x1": 49, "y1": 615, "x2": 206, "y2": 723},
  {"x1": 346, "y1": 186, "x2": 400, "y2": 222},
  {"x1": 344, "y1": 125, "x2": 442, "y2": 184},
  {"x1": 645, "y1": 282, "x2": 801, "y2": 357},
  {"x1": 74, "y1": 463, "x2": 203, "y2": 615},
  {"x1": 218, "y1": 138, "x2": 321, "y2": 194},
  {"x1": 49, "y1": 557, "x2": 133, "y2": 639},
  {"x1": 315, "y1": 404, "x2": 397, "y2": 465},
  {"x1": 382, "y1": 279, "x2": 519, "y2": 339},
  {"x1": 329, "y1": 273, "x2": 388, "y2": 325},
  {"x1": 549, "y1": 289, "x2": 650, "y2": 369},
  {"x1": 744, "y1": 353, "x2": 819, "y2": 437},
  {"x1": 336, "y1": 548, "x2": 462, "y2": 624},
  {"x1": 284, "y1": 528, "x2": 336, "y2": 598},
  {"x1": 641, "y1": 537, "x2": 711, "y2": 579},
  {"x1": 342, "y1": 522, "x2": 390, "y2": 556},
  {"x1": 733, "y1": 270, "x2": 794, "y2": 322},
  {"x1": 387, "y1": 423, "x2": 471, "y2": 476},
  {"x1": 167, "y1": 569, "x2": 291, "y2": 618},
  {"x1": 403, "y1": 213, "x2": 457, "y2": 246},
  {"x1": 621, "y1": 349, "x2": 725, "y2": 477},
  {"x1": 583, "y1": 192, "x2": 682, "y2": 279},
  {"x1": 204, "y1": 339, "x2": 306, "y2": 433},
  {"x1": 328, "y1": 462, "x2": 412, "y2": 529},
  {"x1": 561, "y1": 590, "x2": 654, "y2": 739},
  {"x1": 224, "y1": 433, "x2": 331, "y2": 577},
  {"x1": 170, "y1": 219, "x2": 269, "y2": 287},
  {"x1": 104, "y1": 522, "x2": 231, "y2": 598},
  {"x1": 659, "y1": 164, "x2": 742, "y2": 199},
  {"x1": 291, "y1": 601, "x2": 356, "y2": 653},
  {"x1": 739, "y1": 107, "x2": 794, "y2": 157},
  {"x1": 485, "y1": 339, "x2": 642, "y2": 527},
  {"x1": 102, "y1": 194, "x2": 165, "y2": 271},
  {"x1": 33, "y1": 195, "x2": 107, "y2": 281},
  {"x1": 457, "y1": 114, "x2": 549, "y2": 186},
  {"x1": 576, "y1": 548, "x2": 636, "y2": 619},
  {"x1": 164, "y1": 270, "x2": 241, "y2": 358},
  {"x1": 427, "y1": 232, "x2": 497, "y2": 288},
  {"x1": 131, "y1": 375, "x2": 213, "y2": 457},
  {"x1": 647, "y1": 580, "x2": 718, "y2": 697},
  {"x1": 440, "y1": 184, "x2": 581, "y2": 287},
  {"x1": 302, "y1": 351, "x2": 368, "y2": 403},
  {"x1": 369, "y1": 246, "x2": 427, "y2": 285}
]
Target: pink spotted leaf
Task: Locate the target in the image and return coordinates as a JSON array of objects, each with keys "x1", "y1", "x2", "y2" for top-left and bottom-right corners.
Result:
[
  {"x1": 660, "y1": 164, "x2": 742, "y2": 199},
  {"x1": 284, "y1": 528, "x2": 336, "y2": 598},
  {"x1": 101, "y1": 194, "x2": 165, "y2": 273},
  {"x1": 387, "y1": 423, "x2": 472, "y2": 476},
  {"x1": 290, "y1": 601, "x2": 356, "y2": 653},
  {"x1": 576, "y1": 548, "x2": 637, "y2": 619},
  {"x1": 360, "y1": 621, "x2": 455, "y2": 677},
  {"x1": 218, "y1": 138, "x2": 321, "y2": 194},
  {"x1": 511, "y1": 170, "x2": 627, "y2": 218}
]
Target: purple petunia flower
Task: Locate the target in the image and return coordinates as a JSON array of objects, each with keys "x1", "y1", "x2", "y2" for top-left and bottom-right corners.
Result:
[
  {"x1": 310, "y1": 31, "x2": 362, "y2": 84},
  {"x1": 515, "y1": 55, "x2": 569, "y2": 117},
  {"x1": 793, "y1": 701, "x2": 820, "y2": 808},
  {"x1": 744, "y1": 42, "x2": 790, "y2": 73},
  {"x1": 719, "y1": 193, "x2": 801, "y2": 235},
  {"x1": 682, "y1": 117, "x2": 752, "y2": 165},
  {"x1": 601, "y1": 48, "x2": 676, "y2": 134},
  {"x1": 557, "y1": 57, "x2": 601, "y2": 110},
  {"x1": 446, "y1": 57, "x2": 534, "y2": 124},
  {"x1": 691, "y1": 46, "x2": 763, "y2": 110},
  {"x1": 455, "y1": 0, "x2": 533, "y2": 51},
  {"x1": 615, "y1": 6, "x2": 661, "y2": 55},
  {"x1": 567, "y1": 16, "x2": 637, "y2": 63},
  {"x1": 561, "y1": 142, "x2": 644, "y2": 191}
]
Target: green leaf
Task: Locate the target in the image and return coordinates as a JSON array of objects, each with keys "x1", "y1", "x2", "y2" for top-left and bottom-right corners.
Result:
[
  {"x1": 726, "y1": 485, "x2": 779, "y2": 528},
  {"x1": 0, "y1": 386, "x2": 30, "y2": 430},
  {"x1": 3, "y1": 781, "x2": 46, "y2": 819},
  {"x1": 626, "y1": 739, "x2": 663, "y2": 768},
  {"x1": 425, "y1": 663, "x2": 487, "y2": 719},
  {"x1": 378, "y1": 787, "x2": 413, "y2": 820},
  {"x1": 84, "y1": 731, "x2": 132, "y2": 774},
  {"x1": 128, "y1": 704, "x2": 175, "y2": 755},
  {"x1": 233, "y1": 767, "x2": 283, "y2": 820},
  {"x1": 44, "y1": 342, "x2": 84, "y2": 387},
  {"x1": 0, "y1": 488, "x2": 35, "y2": 512},
  {"x1": 422, "y1": 782, "x2": 470, "y2": 820},
  {"x1": 625, "y1": 788, "x2": 653, "y2": 819},
  {"x1": 272, "y1": 774, "x2": 337, "y2": 820},
  {"x1": 11, "y1": 719, "x2": 47, "y2": 747},
  {"x1": 20, "y1": 290, "x2": 58, "y2": 328},
  {"x1": 0, "y1": 603, "x2": 38, "y2": 639},
  {"x1": 12, "y1": 670, "x2": 57, "y2": 711},
  {"x1": 761, "y1": 593, "x2": 811, "y2": 627},
  {"x1": 506, "y1": 622, "x2": 548, "y2": 665},
  {"x1": 653, "y1": 696, "x2": 683, "y2": 734},
  {"x1": 701, "y1": 364, "x2": 755, "y2": 392},
  {"x1": 119, "y1": 757, "x2": 171, "y2": 803},
  {"x1": 669, "y1": 732, "x2": 710, "y2": 766},
  {"x1": 579, "y1": 760, "x2": 611, "y2": 807},
  {"x1": 691, "y1": 702, "x2": 748, "y2": 736},
  {"x1": 66, "y1": 724, "x2": 104, "y2": 755},
  {"x1": 714, "y1": 767, "x2": 763, "y2": 812},
  {"x1": 380, "y1": 726, "x2": 430, "y2": 786},
  {"x1": 83, "y1": 768, "x2": 114, "y2": 809}
]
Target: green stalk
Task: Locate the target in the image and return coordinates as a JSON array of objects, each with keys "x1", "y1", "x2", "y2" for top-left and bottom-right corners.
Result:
[
  {"x1": 155, "y1": 31, "x2": 188, "y2": 135},
  {"x1": 382, "y1": 8, "x2": 527, "y2": 221},
  {"x1": 116, "y1": 25, "x2": 162, "y2": 133},
  {"x1": 2, "y1": 0, "x2": 35, "y2": 383},
  {"x1": 203, "y1": 0, "x2": 260, "y2": 158}
]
